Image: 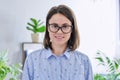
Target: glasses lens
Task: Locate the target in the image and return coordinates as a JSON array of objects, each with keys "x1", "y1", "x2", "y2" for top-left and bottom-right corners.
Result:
[
  {"x1": 61, "y1": 25, "x2": 72, "y2": 33},
  {"x1": 49, "y1": 24, "x2": 59, "y2": 33}
]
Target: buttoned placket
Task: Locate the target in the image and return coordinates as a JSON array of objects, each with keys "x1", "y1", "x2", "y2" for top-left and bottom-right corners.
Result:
[{"x1": 56, "y1": 56, "x2": 63, "y2": 80}]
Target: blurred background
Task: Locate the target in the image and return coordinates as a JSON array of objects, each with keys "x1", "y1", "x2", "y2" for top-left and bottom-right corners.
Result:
[{"x1": 0, "y1": 0, "x2": 119, "y2": 76}]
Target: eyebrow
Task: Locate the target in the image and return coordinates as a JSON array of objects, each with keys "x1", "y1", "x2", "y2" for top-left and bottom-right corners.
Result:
[{"x1": 49, "y1": 23, "x2": 71, "y2": 25}]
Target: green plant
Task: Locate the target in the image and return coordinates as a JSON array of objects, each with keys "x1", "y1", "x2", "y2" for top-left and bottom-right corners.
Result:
[
  {"x1": 94, "y1": 74, "x2": 106, "y2": 80},
  {"x1": 0, "y1": 50, "x2": 22, "y2": 80},
  {"x1": 94, "y1": 50, "x2": 120, "y2": 80},
  {"x1": 26, "y1": 18, "x2": 46, "y2": 33}
]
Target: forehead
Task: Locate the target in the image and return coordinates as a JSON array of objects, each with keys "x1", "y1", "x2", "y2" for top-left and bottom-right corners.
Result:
[{"x1": 49, "y1": 13, "x2": 71, "y2": 25}]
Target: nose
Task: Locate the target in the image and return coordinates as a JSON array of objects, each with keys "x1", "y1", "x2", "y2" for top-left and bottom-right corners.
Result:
[{"x1": 57, "y1": 27, "x2": 63, "y2": 33}]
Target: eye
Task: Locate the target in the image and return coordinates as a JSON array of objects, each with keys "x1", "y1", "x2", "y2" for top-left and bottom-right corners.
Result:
[
  {"x1": 50, "y1": 24, "x2": 59, "y2": 29},
  {"x1": 53, "y1": 24, "x2": 58, "y2": 28},
  {"x1": 62, "y1": 25, "x2": 69, "y2": 29},
  {"x1": 52, "y1": 24, "x2": 58, "y2": 29}
]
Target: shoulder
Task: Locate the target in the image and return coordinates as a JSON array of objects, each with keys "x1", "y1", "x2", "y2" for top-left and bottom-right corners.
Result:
[
  {"x1": 71, "y1": 50, "x2": 90, "y2": 63},
  {"x1": 26, "y1": 48, "x2": 47, "y2": 60},
  {"x1": 73, "y1": 50, "x2": 89, "y2": 59}
]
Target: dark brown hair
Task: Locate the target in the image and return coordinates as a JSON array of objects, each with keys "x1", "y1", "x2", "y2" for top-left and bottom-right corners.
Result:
[{"x1": 43, "y1": 5, "x2": 80, "y2": 51}]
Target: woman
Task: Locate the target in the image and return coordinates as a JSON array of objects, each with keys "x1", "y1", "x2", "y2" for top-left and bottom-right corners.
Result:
[{"x1": 22, "y1": 5, "x2": 93, "y2": 80}]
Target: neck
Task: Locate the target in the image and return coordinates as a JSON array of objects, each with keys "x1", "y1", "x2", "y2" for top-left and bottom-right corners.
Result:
[{"x1": 51, "y1": 44, "x2": 67, "y2": 56}]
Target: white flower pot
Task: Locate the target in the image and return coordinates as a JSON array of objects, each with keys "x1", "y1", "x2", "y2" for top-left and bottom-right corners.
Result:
[{"x1": 31, "y1": 33, "x2": 39, "y2": 43}]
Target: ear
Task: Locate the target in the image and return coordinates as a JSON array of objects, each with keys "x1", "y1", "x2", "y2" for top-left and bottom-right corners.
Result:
[{"x1": 50, "y1": 39, "x2": 52, "y2": 42}]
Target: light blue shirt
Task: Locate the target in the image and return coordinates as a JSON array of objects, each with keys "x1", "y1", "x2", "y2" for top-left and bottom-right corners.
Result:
[{"x1": 22, "y1": 48, "x2": 93, "y2": 80}]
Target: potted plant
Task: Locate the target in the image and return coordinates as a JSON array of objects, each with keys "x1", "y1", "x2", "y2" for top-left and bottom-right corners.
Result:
[
  {"x1": 94, "y1": 50, "x2": 120, "y2": 80},
  {"x1": 0, "y1": 49, "x2": 22, "y2": 80},
  {"x1": 26, "y1": 18, "x2": 46, "y2": 43}
]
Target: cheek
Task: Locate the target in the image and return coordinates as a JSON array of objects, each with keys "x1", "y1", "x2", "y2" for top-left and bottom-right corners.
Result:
[
  {"x1": 48, "y1": 32, "x2": 54, "y2": 39},
  {"x1": 65, "y1": 33, "x2": 71, "y2": 40}
]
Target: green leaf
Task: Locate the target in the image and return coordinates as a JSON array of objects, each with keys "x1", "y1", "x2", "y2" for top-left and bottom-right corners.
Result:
[
  {"x1": 114, "y1": 61, "x2": 119, "y2": 69},
  {"x1": 94, "y1": 50, "x2": 120, "y2": 80},
  {"x1": 38, "y1": 21, "x2": 43, "y2": 26},
  {"x1": 26, "y1": 27, "x2": 36, "y2": 33},
  {"x1": 94, "y1": 74, "x2": 106, "y2": 80},
  {"x1": 30, "y1": 18, "x2": 38, "y2": 27},
  {"x1": 107, "y1": 62, "x2": 115, "y2": 72},
  {"x1": 26, "y1": 26, "x2": 33, "y2": 30},
  {"x1": 96, "y1": 52, "x2": 100, "y2": 54},
  {"x1": 95, "y1": 57, "x2": 104, "y2": 63},
  {"x1": 37, "y1": 25, "x2": 46, "y2": 32},
  {"x1": 0, "y1": 50, "x2": 22, "y2": 80},
  {"x1": 26, "y1": 18, "x2": 46, "y2": 33},
  {"x1": 105, "y1": 57, "x2": 111, "y2": 64},
  {"x1": 27, "y1": 23, "x2": 35, "y2": 28},
  {"x1": 114, "y1": 73, "x2": 120, "y2": 80}
]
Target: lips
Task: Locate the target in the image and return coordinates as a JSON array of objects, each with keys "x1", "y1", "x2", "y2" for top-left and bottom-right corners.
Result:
[{"x1": 55, "y1": 36, "x2": 64, "y2": 39}]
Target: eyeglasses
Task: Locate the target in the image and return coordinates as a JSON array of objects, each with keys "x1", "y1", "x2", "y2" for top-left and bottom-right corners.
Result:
[{"x1": 48, "y1": 24, "x2": 72, "y2": 34}]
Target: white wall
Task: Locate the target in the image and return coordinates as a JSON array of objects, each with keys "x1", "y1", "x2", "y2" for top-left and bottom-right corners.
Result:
[
  {"x1": 0, "y1": 0, "x2": 118, "y2": 74},
  {"x1": 116, "y1": 0, "x2": 120, "y2": 59}
]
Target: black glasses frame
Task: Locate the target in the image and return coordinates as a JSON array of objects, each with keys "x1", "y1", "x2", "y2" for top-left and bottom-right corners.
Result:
[{"x1": 48, "y1": 24, "x2": 72, "y2": 34}]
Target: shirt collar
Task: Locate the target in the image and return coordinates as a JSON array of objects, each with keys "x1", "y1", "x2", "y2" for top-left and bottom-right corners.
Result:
[
  {"x1": 63, "y1": 48, "x2": 71, "y2": 59},
  {"x1": 45, "y1": 48, "x2": 53, "y2": 59},
  {"x1": 45, "y1": 48, "x2": 71, "y2": 59}
]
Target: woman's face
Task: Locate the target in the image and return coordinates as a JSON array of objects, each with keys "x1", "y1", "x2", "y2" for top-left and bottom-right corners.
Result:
[{"x1": 48, "y1": 13, "x2": 72, "y2": 46}]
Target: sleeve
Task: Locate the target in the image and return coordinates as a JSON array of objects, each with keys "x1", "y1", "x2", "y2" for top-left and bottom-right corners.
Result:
[
  {"x1": 85, "y1": 57, "x2": 93, "y2": 80},
  {"x1": 22, "y1": 55, "x2": 34, "y2": 80}
]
